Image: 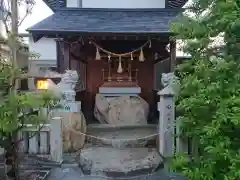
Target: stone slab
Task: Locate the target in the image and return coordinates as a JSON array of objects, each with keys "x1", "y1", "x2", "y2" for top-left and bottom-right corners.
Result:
[
  {"x1": 46, "y1": 167, "x2": 187, "y2": 180},
  {"x1": 99, "y1": 87, "x2": 141, "y2": 94},
  {"x1": 47, "y1": 167, "x2": 83, "y2": 180},
  {"x1": 87, "y1": 124, "x2": 157, "y2": 148},
  {"x1": 79, "y1": 147, "x2": 163, "y2": 177}
]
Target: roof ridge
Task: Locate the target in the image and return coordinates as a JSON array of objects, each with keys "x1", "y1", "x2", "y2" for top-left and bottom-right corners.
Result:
[
  {"x1": 54, "y1": 7, "x2": 184, "y2": 12},
  {"x1": 43, "y1": 0, "x2": 187, "y2": 11}
]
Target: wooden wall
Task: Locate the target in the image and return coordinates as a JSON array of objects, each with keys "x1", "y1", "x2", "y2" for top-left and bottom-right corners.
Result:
[
  {"x1": 85, "y1": 58, "x2": 105, "y2": 119},
  {"x1": 133, "y1": 58, "x2": 154, "y2": 105}
]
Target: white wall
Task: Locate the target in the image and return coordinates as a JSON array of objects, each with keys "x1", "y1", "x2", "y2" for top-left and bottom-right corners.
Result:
[
  {"x1": 29, "y1": 37, "x2": 57, "y2": 61},
  {"x1": 82, "y1": 0, "x2": 165, "y2": 8},
  {"x1": 67, "y1": 0, "x2": 82, "y2": 7},
  {"x1": 0, "y1": 20, "x2": 7, "y2": 39},
  {"x1": 28, "y1": 37, "x2": 57, "y2": 89}
]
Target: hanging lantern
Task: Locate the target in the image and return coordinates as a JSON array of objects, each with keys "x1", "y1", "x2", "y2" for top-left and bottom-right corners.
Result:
[
  {"x1": 139, "y1": 48, "x2": 145, "y2": 62},
  {"x1": 166, "y1": 43, "x2": 170, "y2": 52},
  {"x1": 108, "y1": 54, "x2": 111, "y2": 62},
  {"x1": 117, "y1": 56, "x2": 123, "y2": 73},
  {"x1": 154, "y1": 53, "x2": 159, "y2": 60},
  {"x1": 95, "y1": 47, "x2": 101, "y2": 60}
]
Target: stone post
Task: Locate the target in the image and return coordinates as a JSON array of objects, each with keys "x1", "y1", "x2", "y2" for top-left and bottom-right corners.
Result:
[
  {"x1": 157, "y1": 86, "x2": 175, "y2": 158},
  {"x1": 50, "y1": 116, "x2": 63, "y2": 163}
]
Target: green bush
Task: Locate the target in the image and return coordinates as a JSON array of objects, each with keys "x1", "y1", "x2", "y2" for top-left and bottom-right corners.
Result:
[{"x1": 171, "y1": 1, "x2": 240, "y2": 179}]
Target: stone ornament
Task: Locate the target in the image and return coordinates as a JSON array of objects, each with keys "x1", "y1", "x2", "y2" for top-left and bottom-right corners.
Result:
[
  {"x1": 47, "y1": 70, "x2": 79, "y2": 102},
  {"x1": 158, "y1": 72, "x2": 180, "y2": 96}
]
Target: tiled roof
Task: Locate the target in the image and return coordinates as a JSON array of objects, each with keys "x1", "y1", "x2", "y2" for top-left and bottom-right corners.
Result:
[
  {"x1": 167, "y1": 0, "x2": 188, "y2": 8},
  {"x1": 43, "y1": 0, "x2": 65, "y2": 10},
  {"x1": 27, "y1": 8, "x2": 181, "y2": 34},
  {"x1": 43, "y1": 0, "x2": 187, "y2": 10}
]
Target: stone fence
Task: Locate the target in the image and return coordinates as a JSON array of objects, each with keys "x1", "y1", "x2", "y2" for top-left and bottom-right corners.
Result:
[{"x1": 20, "y1": 116, "x2": 63, "y2": 163}]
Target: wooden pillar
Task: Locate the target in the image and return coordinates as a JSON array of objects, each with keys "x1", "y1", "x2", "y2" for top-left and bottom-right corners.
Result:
[
  {"x1": 128, "y1": 59, "x2": 132, "y2": 81},
  {"x1": 170, "y1": 40, "x2": 176, "y2": 72},
  {"x1": 108, "y1": 60, "x2": 111, "y2": 81},
  {"x1": 56, "y1": 39, "x2": 70, "y2": 73},
  {"x1": 56, "y1": 39, "x2": 64, "y2": 73}
]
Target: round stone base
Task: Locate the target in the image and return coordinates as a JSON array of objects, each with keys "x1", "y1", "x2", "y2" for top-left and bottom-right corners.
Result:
[{"x1": 79, "y1": 146, "x2": 163, "y2": 177}]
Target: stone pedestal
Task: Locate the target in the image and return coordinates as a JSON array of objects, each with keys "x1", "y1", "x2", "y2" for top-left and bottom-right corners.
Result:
[
  {"x1": 55, "y1": 101, "x2": 81, "y2": 112},
  {"x1": 48, "y1": 70, "x2": 86, "y2": 153}
]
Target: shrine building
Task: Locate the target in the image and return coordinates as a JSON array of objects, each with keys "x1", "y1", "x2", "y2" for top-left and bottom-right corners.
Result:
[{"x1": 27, "y1": 0, "x2": 187, "y2": 122}]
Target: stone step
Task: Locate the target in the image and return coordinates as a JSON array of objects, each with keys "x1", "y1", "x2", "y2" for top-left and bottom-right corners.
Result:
[
  {"x1": 19, "y1": 170, "x2": 50, "y2": 180},
  {"x1": 47, "y1": 167, "x2": 186, "y2": 180},
  {"x1": 75, "y1": 172, "x2": 186, "y2": 180},
  {"x1": 86, "y1": 124, "x2": 158, "y2": 148},
  {"x1": 79, "y1": 146, "x2": 163, "y2": 177}
]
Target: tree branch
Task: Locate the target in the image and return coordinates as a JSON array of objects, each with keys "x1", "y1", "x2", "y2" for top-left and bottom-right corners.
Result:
[{"x1": 18, "y1": 7, "x2": 33, "y2": 26}]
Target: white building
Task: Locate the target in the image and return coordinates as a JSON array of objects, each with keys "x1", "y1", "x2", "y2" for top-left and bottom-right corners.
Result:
[{"x1": 0, "y1": 6, "x2": 7, "y2": 39}]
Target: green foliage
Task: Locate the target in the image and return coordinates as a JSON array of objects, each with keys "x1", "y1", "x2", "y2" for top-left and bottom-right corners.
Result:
[
  {"x1": 171, "y1": 1, "x2": 240, "y2": 179},
  {"x1": 0, "y1": 58, "x2": 59, "y2": 148}
]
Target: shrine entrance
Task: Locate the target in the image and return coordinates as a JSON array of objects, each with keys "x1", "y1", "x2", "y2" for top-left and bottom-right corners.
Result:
[
  {"x1": 55, "y1": 37, "x2": 174, "y2": 123},
  {"x1": 59, "y1": 39, "x2": 171, "y2": 123},
  {"x1": 27, "y1": 7, "x2": 180, "y2": 177}
]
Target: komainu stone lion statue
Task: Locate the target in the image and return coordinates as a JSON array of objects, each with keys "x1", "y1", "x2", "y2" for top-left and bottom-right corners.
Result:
[
  {"x1": 47, "y1": 70, "x2": 79, "y2": 101},
  {"x1": 160, "y1": 72, "x2": 180, "y2": 95},
  {"x1": 48, "y1": 70, "x2": 86, "y2": 152}
]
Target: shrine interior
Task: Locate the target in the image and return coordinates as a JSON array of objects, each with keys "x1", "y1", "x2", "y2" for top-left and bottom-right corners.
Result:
[{"x1": 62, "y1": 38, "x2": 173, "y2": 124}]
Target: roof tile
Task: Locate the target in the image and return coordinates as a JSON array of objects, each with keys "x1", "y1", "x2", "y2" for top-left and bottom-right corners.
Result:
[{"x1": 27, "y1": 8, "x2": 181, "y2": 33}]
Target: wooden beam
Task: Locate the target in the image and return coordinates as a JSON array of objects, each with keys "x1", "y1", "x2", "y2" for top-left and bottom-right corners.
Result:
[
  {"x1": 165, "y1": 0, "x2": 169, "y2": 7},
  {"x1": 56, "y1": 39, "x2": 63, "y2": 73},
  {"x1": 170, "y1": 40, "x2": 176, "y2": 72},
  {"x1": 32, "y1": 32, "x2": 172, "y2": 41},
  {"x1": 56, "y1": 39, "x2": 71, "y2": 73},
  {"x1": 64, "y1": 42, "x2": 70, "y2": 70},
  {"x1": 154, "y1": 57, "x2": 169, "y2": 64}
]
